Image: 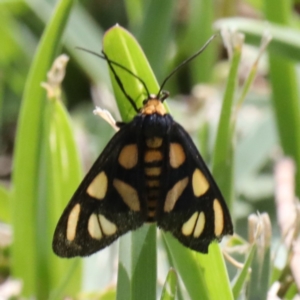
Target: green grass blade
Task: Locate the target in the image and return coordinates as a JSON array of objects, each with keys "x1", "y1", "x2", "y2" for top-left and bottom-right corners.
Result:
[
  {"x1": 136, "y1": 0, "x2": 176, "y2": 81},
  {"x1": 0, "y1": 185, "x2": 10, "y2": 223},
  {"x1": 117, "y1": 225, "x2": 157, "y2": 300},
  {"x1": 263, "y1": 0, "x2": 300, "y2": 197},
  {"x1": 103, "y1": 25, "x2": 159, "y2": 300},
  {"x1": 212, "y1": 32, "x2": 243, "y2": 209},
  {"x1": 11, "y1": 0, "x2": 74, "y2": 296},
  {"x1": 164, "y1": 234, "x2": 233, "y2": 299},
  {"x1": 124, "y1": 0, "x2": 143, "y2": 30},
  {"x1": 215, "y1": 17, "x2": 300, "y2": 61},
  {"x1": 103, "y1": 25, "x2": 161, "y2": 122},
  {"x1": 248, "y1": 214, "x2": 271, "y2": 300},
  {"x1": 196, "y1": 243, "x2": 233, "y2": 299},
  {"x1": 180, "y1": 0, "x2": 217, "y2": 84},
  {"x1": 43, "y1": 96, "x2": 82, "y2": 297},
  {"x1": 130, "y1": 226, "x2": 156, "y2": 299},
  {"x1": 231, "y1": 245, "x2": 256, "y2": 299},
  {"x1": 25, "y1": 0, "x2": 108, "y2": 84},
  {"x1": 194, "y1": 32, "x2": 245, "y2": 300},
  {"x1": 163, "y1": 233, "x2": 210, "y2": 300},
  {"x1": 160, "y1": 268, "x2": 177, "y2": 300}
]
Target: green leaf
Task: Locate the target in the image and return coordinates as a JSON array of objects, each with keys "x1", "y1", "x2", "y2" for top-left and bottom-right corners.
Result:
[
  {"x1": 44, "y1": 98, "x2": 82, "y2": 298},
  {"x1": 124, "y1": 0, "x2": 143, "y2": 30},
  {"x1": 264, "y1": 0, "x2": 300, "y2": 197},
  {"x1": 25, "y1": 1, "x2": 109, "y2": 84},
  {"x1": 117, "y1": 225, "x2": 157, "y2": 300},
  {"x1": 179, "y1": 0, "x2": 217, "y2": 84},
  {"x1": 163, "y1": 233, "x2": 210, "y2": 300},
  {"x1": 0, "y1": 185, "x2": 10, "y2": 223},
  {"x1": 231, "y1": 244, "x2": 256, "y2": 299},
  {"x1": 136, "y1": 0, "x2": 176, "y2": 82},
  {"x1": 248, "y1": 241, "x2": 271, "y2": 299},
  {"x1": 212, "y1": 32, "x2": 242, "y2": 209},
  {"x1": 160, "y1": 268, "x2": 177, "y2": 300},
  {"x1": 196, "y1": 243, "x2": 233, "y2": 300},
  {"x1": 11, "y1": 0, "x2": 75, "y2": 296},
  {"x1": 202, "y1": 32, "x2": 245, "y2": 300},
  {"x1": 103, "y1": 25, "x2": 162, "y2": 121},
  {"x1": 215, "y1": 17, "x2": 300, "y2": 61}
]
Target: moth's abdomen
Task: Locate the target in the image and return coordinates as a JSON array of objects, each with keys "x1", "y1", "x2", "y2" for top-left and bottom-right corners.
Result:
[{"x1": 143, "y1": 137, "x2": 164, "y2": 222}]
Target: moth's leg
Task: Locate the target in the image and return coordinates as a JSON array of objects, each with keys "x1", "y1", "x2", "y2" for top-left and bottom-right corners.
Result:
[{"x1": 115, "y1": 121, "x2": 127, "y2": 128}]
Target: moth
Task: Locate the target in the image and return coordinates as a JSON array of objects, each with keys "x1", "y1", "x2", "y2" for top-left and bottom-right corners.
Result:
[{"x1": 53, "y1": 38, "x2": 233, "y2": 258}]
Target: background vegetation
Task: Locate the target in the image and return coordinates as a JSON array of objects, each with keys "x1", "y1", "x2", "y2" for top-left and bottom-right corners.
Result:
[{"x1": 0, "y1": 0, "x2": 300, "y2": 299}]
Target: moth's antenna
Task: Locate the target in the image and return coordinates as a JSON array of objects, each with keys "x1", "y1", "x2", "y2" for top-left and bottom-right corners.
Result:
[
  {"x1": 77, "y1": 47, "x2": 151, "y2": 112},
  {"x1": 101, "y1": 51, "x2": 139, "y2": 112},
  {"x1": 157, "y1": 34, "x2": 218, "y2": 100}
]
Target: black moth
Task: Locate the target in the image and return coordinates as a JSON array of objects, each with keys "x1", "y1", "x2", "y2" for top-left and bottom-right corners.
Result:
[{"x1": 53, "y1": 36, "x2": 233, "y2": 257}]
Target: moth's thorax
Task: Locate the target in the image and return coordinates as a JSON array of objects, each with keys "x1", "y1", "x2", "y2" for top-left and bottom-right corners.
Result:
[
  {"x1": 140, "y1": 112, "x2": 172, "y2": 139},
  {"x1": 140, "y1": 96, "x2": 167, "y2": 116}
]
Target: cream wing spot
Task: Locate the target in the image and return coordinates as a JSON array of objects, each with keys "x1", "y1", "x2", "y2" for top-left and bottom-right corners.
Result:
[
  {"x1": 66, "y1": 204, "x2": 81, "y2": 241},
  {"x1": 213, "y1": 199, "x2": 224, "y2": 236},
  {"x1": 86, "y1": 171, "x2": 108, "y2": 200},
  {"x1": 113, "y1": 179, "x2": 140, "y2": 211},
  {"x1": 192, "y1": 169, "x2": 209, "y2": 197},
  {"x1": 193, "y1": 212, "x2": 205, "y2": 238},
  {"x1": 164, "y1": 177, "x2": 189, "y2": 212},
  {"x1": 181, "y1": 212, "x2": 199, "y2": 236},
  {"x1": 88, "y1": 214, "x2": 102, "y2": 239},
  {"x1": 99, "y1": 214, "x2": 117, "y2": 235},
  {"x1": 169, "y1": 143, "x2": 186, "y2": 168},
  {"x1": 118, "y1": 144, "x2": 138, "y2": 169}
]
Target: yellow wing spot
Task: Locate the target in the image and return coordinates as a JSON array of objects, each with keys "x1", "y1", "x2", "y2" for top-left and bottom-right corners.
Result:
[
  {"x1": 86, "y1": 171, "x2": 108, "y2": 200},
  {"x1": 113, "y1": 179, "x2": 140, "y2": 211},
  {"x1": 169, "y1": 143, "x2": 186, "y2": 168},
  {"x1": 192, "y1": 169, "x2": 209, "y2": 197},
  {"x1": 193, "y1": 212, "x2": 205, "y2": 238},
  {"x1": 144, "y1": 150, "x2": 163, "y2": 163},
  {"x1": 146, "y1": 137, "x2": 163, "y2": 148},
  {"x1": 164, "y1": 177, "x2": 189, "y2": 212},
  {"x1": 146, "y1": 180, "x2": 160, "y2": 187},
  {"x1": 66, "y1": 204, "x2": 81, "y2": 241},
  {"x1": 88, "y1": 213, "x2": 102, "y2": 240},
  {"x1": 118, "y1": 144, "x2": 138, "y2": 169},
  {"x1": 213, "y1": 199, "x2": 224, "y2": 236},
  {"x1": 145, "y1": 167, "x2": 162, "y2": 176},
  {"x1": 99, "y1": 214, "x2": 117, "y2": 235},
  {"x1": 181, "y1": 212, "x2": 199, "y2": 236}
]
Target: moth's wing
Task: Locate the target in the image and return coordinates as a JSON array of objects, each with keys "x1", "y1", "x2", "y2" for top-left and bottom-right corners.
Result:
[
  {"x1": 157, "y1": 122, "x2": 233, "y2": 253},
  {"x1": 53, "y1": 120, "x2": 147, "y2": 257}
]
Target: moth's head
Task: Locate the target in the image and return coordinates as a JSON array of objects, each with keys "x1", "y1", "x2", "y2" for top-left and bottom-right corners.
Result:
[{"x1": 141, "y1": 94, "x2": 167, "y2": 116}]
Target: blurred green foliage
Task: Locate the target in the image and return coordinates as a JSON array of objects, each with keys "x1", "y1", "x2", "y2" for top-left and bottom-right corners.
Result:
[{"x1": 1, "y1": 0, "x2": 300, "y2": 299}]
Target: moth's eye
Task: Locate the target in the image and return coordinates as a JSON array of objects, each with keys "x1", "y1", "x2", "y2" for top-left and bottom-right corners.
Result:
[{"x1": 143, "y1": 99, "x2": 148, "y2": 105}]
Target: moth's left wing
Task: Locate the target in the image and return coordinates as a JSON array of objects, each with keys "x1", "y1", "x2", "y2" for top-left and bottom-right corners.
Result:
[
  {"x1": 157, "y1": 121, "x2": 233, "y2": 253},
  {"x1": 53, "y1": 120, "x2": 147, "y2": 257}
]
